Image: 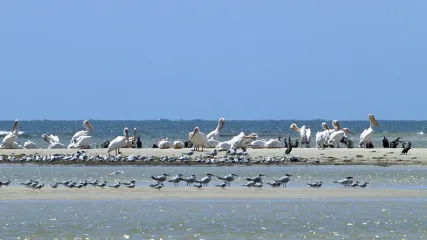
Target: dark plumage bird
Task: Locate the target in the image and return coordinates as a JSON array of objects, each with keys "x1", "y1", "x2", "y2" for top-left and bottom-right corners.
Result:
[
  {"x1": 136, "y1": 136, "x2": 142, "y2": 148},
  {"x1": 390, "y1": 137, "x2": 401, "y2": 148},
  {"x1": 401, "y1": 142, "x2": 411, "y2": 155},
  {"x1": 152, "y1": 144, "x2": 159, "y2": 148},
  {"x1": 382, "y1": 136, "x2": 389, "y2": 148},
  {"x1": 293, "y1": 139, "x2": 299, "y2": 148},
  {"x1": 285, "y1": 143, "x2": 293, "y2": 154}
]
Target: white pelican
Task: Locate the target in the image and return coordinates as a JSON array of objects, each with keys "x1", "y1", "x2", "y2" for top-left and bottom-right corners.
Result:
[
  {"x1": 264, "y1": 137, "x2": 285, "y2": 148},
  {"x1": 290, "y1": 123, "x2": 311, "y2": 147},
  {"x1": 215, "y1": 141, "x2": 231, "y2": 151},
  {"x1": 359, "y1": 114, "x2": 379, "y2": 148},
  {"x1": 107, "y1": 127, "x2": 129, "y2": 155},
  {"x1": 215, "y1": 132, "x2": 257, "y2": 151},
  {"x1": 249, "y1": 139, "x2": 267, "y2": 149},
  {"x1": 207, "y1": 138, "x2": 220, "y2": 148},
  {"x1": 173, "y1": 140, "x2": 184, "y2": 149},
  {"x1": 68, "y1": 136, "x2": 92, "y2": 149},
  {"x1": 158, "y1": 138, "x2": 171, "y2": 149},
  {"x1": 42, "y1": 134, "x2": 65, "y2": 149},
  {"x1": 327, "y1": 121, "x2": 354, "y2": 148},
  {"x1": 1, "y1": 120, "x2": 19, "y2": 149},
  {"x1": 24, "y1": 140, "x2": 36, "y2": 149},
  {"x1": 189, "y1": 127, "x2": 208, "y2": 151},
  {"x1": 70, "y1": 120, "x2": 94, "y2": 143},
  {"x1": 315, "y1": 122, "x2": 330, "y2": 149},
  {"x1": 122, "y1": 128, "x2": 137, "y2": 148},
  {"x1": 207, "y1": 118, "x2": 225, "y2": 140}
]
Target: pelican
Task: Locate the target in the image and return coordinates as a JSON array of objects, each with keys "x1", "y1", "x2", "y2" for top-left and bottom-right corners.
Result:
[
  {"x1": 207, "y1": 138, "x2": 220, "y2": 148},
  {"x1": 70, "y1": 120, "x2": 94, "y2": 143},
  {"x1": 264, "y1": 137, "x2": 285, "y2": 148},
  {"x1": 290, "y1": 123, "x2": 311, "y2": 147},
  {"x1": 68, "y1": 136, "x2": 92, "y2": 149},
  {"x1": 359, "y1": 114, "x2": 379, "y2": 148},
  {"x1": 1, "y1": 120, "x2": 19, "y2": 149},
  {"x1": 107, "y1": 127, "x2": 130, "y2": 155},
  {"x1": 315, "y1": 122, "x2": 330, "y2": 149},
  {"x1": 24, "y1": 140, "x2": 36, "y2": 149},
  {"x1": 249, "y1": 139, "x2": 267, "y2": 149},
  {"x1": 158, "y1": 138, "x2": 171, "y2": 149},
  {"x1": 229, "y1": 132, "x2": 257, "y2": 150},
  {"x1": 207, "y1": 118, "x2": 225, "y2": 140},
  {"x1": 42, "y1": 134, "x2": 65, "y2": 149},
  {"x1": 122, "y1": 128, "x2": 137, "y2": 148},
  {"x1": 327, "y1": 121, "x2": 354, "y2": 148},
  {"x1": 189, "y1": 127, "x2": 208, "y2": 151},
  {"x1": 173, "y1": 140, "x2": 184, "y2": 149}
]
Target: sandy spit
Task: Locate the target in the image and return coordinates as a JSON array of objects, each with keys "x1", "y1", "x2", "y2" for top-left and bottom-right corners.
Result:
[{"x1": 0, "y1": 148, "x2": 425, "y2": 166}]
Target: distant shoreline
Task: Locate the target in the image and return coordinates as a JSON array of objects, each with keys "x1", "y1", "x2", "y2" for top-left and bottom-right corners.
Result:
[{"x1": 0, "y1": 148, "x2": 425, "y2": 166}]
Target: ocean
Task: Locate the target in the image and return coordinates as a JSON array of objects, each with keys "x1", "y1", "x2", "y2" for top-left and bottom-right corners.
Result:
[{"x1": 0, "y1": 119, "x2": 425, "y2": 148}]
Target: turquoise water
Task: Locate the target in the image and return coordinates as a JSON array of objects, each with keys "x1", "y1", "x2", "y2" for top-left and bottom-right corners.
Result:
[
  {"x1": 0, "y1": 119, "x2": 426, "y2": 148},
  {"x1": 1, "y1": 165, "x2": 427, "y2": 239}
]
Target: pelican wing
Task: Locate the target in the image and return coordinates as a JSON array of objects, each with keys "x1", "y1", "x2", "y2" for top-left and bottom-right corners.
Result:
[
  {"x1": 50, "y1": 135, "x2": 60, "y2": 144},
  {"x1": 360, "y1": 128, "x2": 373, "y2": 142},
  {"x1": 306, "y1": 128, "x2": 311, "y2": 139}
]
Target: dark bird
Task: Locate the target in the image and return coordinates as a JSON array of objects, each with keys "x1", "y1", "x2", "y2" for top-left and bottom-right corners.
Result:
[
  {"x1": 390, "y1": 137, "x2": 401, "y2": 148},
  {"x1": 285, "y1": 143, "x2": 293, "y2": 154},
  {"x1": 136, "y1": 136, "x2": 142, "y2": 148},
  {"x1": 401, "y1": 142, "x2": 411, "y2": 155},
  {"x1": 382, "y1": 136, "x2": 389, "y2": 148},
  {"x1": 293, "y1": 139, "x2": 299, "y2": 148}
]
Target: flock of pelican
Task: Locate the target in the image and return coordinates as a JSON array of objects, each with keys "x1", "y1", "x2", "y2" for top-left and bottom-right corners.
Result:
[{"x1": 0, "y1": 114, "x2": 380, "y2": 155}]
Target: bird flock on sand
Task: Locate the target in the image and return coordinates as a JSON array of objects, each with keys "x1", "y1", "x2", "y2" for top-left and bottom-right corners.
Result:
[
  {"x1": 0, "y1": 114, "x2": 412, "y2": 157},
  {"x1": 0, "y1": 174, "x2": 368, "y2": 190}
]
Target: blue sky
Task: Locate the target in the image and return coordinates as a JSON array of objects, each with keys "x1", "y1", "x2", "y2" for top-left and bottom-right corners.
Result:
[{"x1": 0, "y1": 1, "x2": 426, "y2": 120}]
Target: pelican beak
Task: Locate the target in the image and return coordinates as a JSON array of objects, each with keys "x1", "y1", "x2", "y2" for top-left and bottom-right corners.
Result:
[
  {"x1": 88, "y1": 122, "x2": 95, "y2": 131},
  {"x1": 369, "y1": 114, "x2": 379, "y2": 128},
  {"x1": 125, "y1": 128, "x2": 129, "y2": 142},
  {"x1": 218, "y1": 118, "x2": 225, "y2": 131},
  {"x1": 347, "y1": 129, "x2": 355, "y2": 135},
  {"x1": 190, "y1": 127, "x2": 198, "y2": 140},
  {"x1": 12, "y1": 120, "x2": 18, "y2": 133},
  {"x1": 290, "y1": 124, "x2": 300, "y2": 132}
]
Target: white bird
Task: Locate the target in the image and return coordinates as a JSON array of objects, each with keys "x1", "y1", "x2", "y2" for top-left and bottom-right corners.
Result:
[
  {"x1": 327, "y1": 121, "x2": 354, "y2": 148},
  {"x1": 249, "y1": 139, "x2": 267, "y2": 149},
  {"x1": 315, "y1": 122, "x2": 331, "y2": 149},
  {"x1": 122, "y1": 128, "x2": 137, "y2": 148},
  {"x1": 229, "y1": 132, "x2": 258, "y2": 150},
  {"x1": 264, "y1": 137, "x2": 285, "y2": 148},
  {"x1": 359, "y1": 114, "x2": 379, "y2": 148},
  {"x1": 24, "y1": 140, "x2": 36, "y2": 149},
  {"x1": 107, "y1": 127, "x2": 130, "y2": 155},
  {"x1": 42, "y1": 134, "x2": 65, "y2": 149},
  {"x1": 207, "y1": 118, "x2": 225, "y2": 140},
  {"x1": 333, "y1": 177, "x2": 354, "y2": 187},
  {"x1": 70, "y1": 120, "x2": 94, "y2": 144},
  {"x1": 189, "y1": 127, "x2": 208, "y2": 151},
  {"x1": 158, "y1": 138, "x2": 171, "y2": 149},
  {"x1": 290, "y1": 123, "x2": 311, "y2": 148},
  {"x1": 1, "y1": 120, "x2": 19, "y2": 149},
  {"x1": 277, "y1": 174, "x2": 293, "y2": 187},
  {"x1": 207, "y1": 138, "x2": 220, "y2": 148},
  {"x1": 173, "y1": 141, "x2": 184, "y2": 149}
]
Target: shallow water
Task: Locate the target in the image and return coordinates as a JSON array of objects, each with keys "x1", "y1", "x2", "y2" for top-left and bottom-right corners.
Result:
[{"x1": 1, "y1": 165, "x2": 427, "y2": 239}]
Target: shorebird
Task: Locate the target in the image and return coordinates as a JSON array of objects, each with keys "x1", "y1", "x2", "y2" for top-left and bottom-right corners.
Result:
[
  {"x1": 216, "y1": 173, "x2": 238, "y2": 186},
  {"x1": 151, "y1": 174, "x2": 169, "y2": 183},
  {"x1": 97, "y1": 181, "x2": 108, "y2": 188},
  {"x1": 193, "y1": 182, "x2": 203, "y2": 189},
  {"x1": 167, "y1": 174, "x2": 183, "y2": 187},
  {"x1": 242, "y1": 181, "x2": 257, "y2": 187},
  {"x1": 350, "y1": 181, "x2": 360, "y2": 187},
  {"x1": 195, "y1": 173, "x2": 214, "y2": 186},
  {"x1": 108, "y1": 182, "x2": 121, "y2": 188},
  {"x1": 149, "y1": 182, "x2": 164, "y2": 191},
  {"x1": 333, "y1": 177, "x2": 354, "y2": 187},
  {"x1": 50, "y1": 183, "x2": 59, "y2": 188},
  {"x1": 125, "y1": 183, "x2": 135, "y2": 188},
  {"x1": 215, "y1": 182, "x2": 228, "y2": 188},
  {"x1": 180, "y1": 174, "x2": 197, "y2": 186},
  {"x1": 1, "y1": 180, "x2": 11, "y2": 187},
  {"x1": 307, "y1": 181, "x2": 323, "y2": 188},
  {"x1": 122, "y1": 180, "x2": 136, "y2": 186},
  {"x1": 277, "y1": 174, "x2": 292, "y2": 187},
  {"x1": 359, "y1": 182, "x2": 369, "y2": 188},
  {"x1": 245, "y1": 174, "x2": 264, "y2": 183},
  {"x1": 266, "y1": 181, "x2": 281, "y2": 187}
]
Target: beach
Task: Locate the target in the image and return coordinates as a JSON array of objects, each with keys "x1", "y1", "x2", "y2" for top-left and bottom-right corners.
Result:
[
  {"x1": 1, "y1": 187, "x2": 426, "y2": 201},
  {"x1": 0, "y1": 147, "x2": 425, "y2": 165}
]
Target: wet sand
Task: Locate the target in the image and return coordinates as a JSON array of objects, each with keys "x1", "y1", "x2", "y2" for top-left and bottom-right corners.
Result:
[
  {"x1": 0, "y1": 148, "x2": 425, "y2": 165},
  {"x1": 1, "y1": 187, "x2": 426, "y2": 201}
]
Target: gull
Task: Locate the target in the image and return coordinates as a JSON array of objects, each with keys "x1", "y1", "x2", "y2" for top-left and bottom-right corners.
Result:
[
  {"x1": 277, "y1": 174, "x2": 293, "y2": 187},
  {"x1": 122, "y1": 180, "x2": 136, "y2": 186},
  {"x1": 108, "y1": 182, "x2": 121, "y2": 188},
  {"x1": 307, "y1": 181, "x2": 323, "y2": 188},
  {"x1": 180, "y1": 174, "x2": 197, "y2": 186},
  {"x1": 215, "y1": 182, "x2": 228, "y2": 188},
  {"x1": 266, "y1": 181, "x2": 281, "y2": 187},
  {"x1": 242, "y1": 181, "x2": 257, "y2": 187},
  {"x1": 216, "y1": 173, "x2": 238, "y2": 186},
  {"x1": 110, "y1": 171, "x2": 124, "y2": 176},
  {"x1": 151, "y1": 174, "x2": 169, "y2": 183},
  {"x1": 245, "y1": 174, "x2": 264, "y2": 183},
  {"x1": 333, "y1": 177, "x2": 354, "y2": 187},
  {"x1": 33, "y1": 183, "x2": 44, "y2": 189},
  {"x1": 149, "y1": 182, "x2": 164, "y2": 191},
  {"x1": 167, "y1": 174, "x2": 183, "y2": 187},
  {"x1": 195, "y1": 173, "x2": 214, "y2": 186},
  {"x1": 21, "y1": 180, "x2": 34, "y2": 186}
]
